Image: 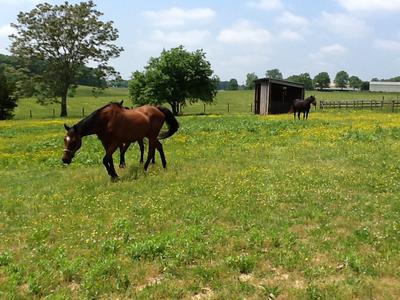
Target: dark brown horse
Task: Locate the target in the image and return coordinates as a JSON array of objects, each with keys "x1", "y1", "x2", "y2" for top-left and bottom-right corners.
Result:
[
  {"x1": 62, "y1": 102, "x2": 179, "y2": 180},
  {"x1": 291, "y1": 96, "x2": 316, "y2": 120}
]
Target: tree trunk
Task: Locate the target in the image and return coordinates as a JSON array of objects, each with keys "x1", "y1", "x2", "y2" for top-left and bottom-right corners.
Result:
[
  {"x1": 170, "y1": 101, "x2": 180, "y2": 116},
  {"x1": 60, "y1": 90, "x2": 68, "y2": 117}
]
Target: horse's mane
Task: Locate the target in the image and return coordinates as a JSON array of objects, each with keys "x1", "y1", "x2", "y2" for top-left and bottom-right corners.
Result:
[{"x1": 74, "y1": 102, "x2": 123, "y2": 131}]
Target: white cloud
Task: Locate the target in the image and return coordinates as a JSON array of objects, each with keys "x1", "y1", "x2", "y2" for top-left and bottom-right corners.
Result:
[
  {"x1": 320, "y1": 44, "x2": 347, "y2": 55},
  {"x1": 150, "y1": 30, "x2": 210, "y2": 47},
  {"x1": 136, "y1": 30, "x2": 210, "y2": 53},
  {"x1": 336, "y1": 0, "x2": 400, "y2": 12},
  {"x1": 276, "y1": 11, "x2": 310, "y2": 28},
  {"x1": 143, "y1": 7, "x2": 216, "y2": 27},
  {"x1": 217, "y1": 20, "x2": 271, "y2": 45},
  {"x1": 0, "y1": 24, "x2": 16, "y2": 37},
  {"x1": 309, "y1": 43, "x2": 347, "y2": 60},
  {"x1": 374, "y1": 39, "x2": 400, "y2": 51},
  {"x1": 247, "y1": 0, "x2": 283, "y2": 10},
  {"x1": 279, "y1": 30, "x2": 303, "y2": 41},
  {"x1": 320, "y1": 12, "x2": 370, "y2": 38}
]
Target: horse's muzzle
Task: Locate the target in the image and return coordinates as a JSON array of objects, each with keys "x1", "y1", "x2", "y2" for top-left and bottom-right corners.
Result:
[{"x1": 62, "y1": 158, "x2": 71, "y2": 164}]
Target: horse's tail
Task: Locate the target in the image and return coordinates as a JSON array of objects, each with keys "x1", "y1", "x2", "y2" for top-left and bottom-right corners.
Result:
[{"x1": 157, "y1": 106, "x2": 179, "y2": 139}]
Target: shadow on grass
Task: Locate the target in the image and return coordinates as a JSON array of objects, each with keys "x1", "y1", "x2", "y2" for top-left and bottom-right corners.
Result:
[
  {"x1": 178, "y1": 113, "x2": 223, "y2": 117},
  {"x1": 119, "y1": 165, "x2": 142, "y2": 181}
]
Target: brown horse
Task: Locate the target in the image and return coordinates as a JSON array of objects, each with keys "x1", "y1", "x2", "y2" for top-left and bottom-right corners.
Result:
[
  {"x1": 62, "y1": 102, "x2": 179, "y2": 180},
  {"x1": 118, "y1": 104, "x2": 157, "y2": 168},
  {"x1": 291, "y1": 96, "x2": 316, "y2": 120}
]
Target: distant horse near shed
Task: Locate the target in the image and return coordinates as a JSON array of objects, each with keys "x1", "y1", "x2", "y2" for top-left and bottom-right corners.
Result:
[{"x1": 291, "y1": 96, "x2": 316, "y2": 120}]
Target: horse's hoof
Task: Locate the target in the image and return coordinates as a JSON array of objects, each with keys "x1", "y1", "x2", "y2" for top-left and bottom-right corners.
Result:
[
  {"x1": 119, "y1": 164, "x2": 126, "y2": 169},
  {"x1": 111, "y1": 176, "x2": 119, "y2": 182}
]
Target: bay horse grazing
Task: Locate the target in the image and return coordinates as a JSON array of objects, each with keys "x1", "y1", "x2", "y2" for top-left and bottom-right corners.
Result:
[
  {"x1": 62, "y1": 102, "x2": 179, "y2": 180},
  {"x1": 291, "y1": 96, "x2": 316, "y2": 120}
]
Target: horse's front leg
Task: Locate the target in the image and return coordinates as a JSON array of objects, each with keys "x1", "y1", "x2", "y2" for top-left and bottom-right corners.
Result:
[
  {"x1": 297, "y1": 111, "x2": 301, "y2": 120},
  {"x1": 102, "y1": 142, "x2": 119, "y2": 180}
]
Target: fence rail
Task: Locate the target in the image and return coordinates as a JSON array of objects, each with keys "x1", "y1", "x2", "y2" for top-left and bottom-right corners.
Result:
[{"x1": 320, "y1": 100, "x2": 400, "y2": 112}]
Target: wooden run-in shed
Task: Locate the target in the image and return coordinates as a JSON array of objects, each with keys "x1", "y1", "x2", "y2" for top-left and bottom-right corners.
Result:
[{"x1": 254, "y1": 78, "x2": 305, "y2": 115}]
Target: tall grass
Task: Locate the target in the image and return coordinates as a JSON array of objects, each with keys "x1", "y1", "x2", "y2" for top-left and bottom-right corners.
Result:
[{"x1": 1, "y1": 111, "x2": 400, "y2": 298}]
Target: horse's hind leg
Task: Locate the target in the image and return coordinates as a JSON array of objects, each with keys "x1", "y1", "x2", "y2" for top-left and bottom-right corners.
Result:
[
  {"x1": 119, "y1": 143, "x2": 130, "y2": 168},
  {"x1": 144, "y1": 140, "x2": 156, "y2": 171},
  {"x1": 138, "y1": 139, "x2": 145, "y2": 164},
  {"x1": 297, "y1": 111, "x2": 301, "y2": 120},
  {"x1": 155, "y1": 140, "x2": 166, "y2": 169}
]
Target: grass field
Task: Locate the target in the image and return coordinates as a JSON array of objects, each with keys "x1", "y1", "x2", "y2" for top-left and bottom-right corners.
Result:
[
  {"x1": 1, "y1": 108, "x2": 400, "y2": 298},
  {"x1": 13, "y1": 86, "x2": 400, "y2": 119}
]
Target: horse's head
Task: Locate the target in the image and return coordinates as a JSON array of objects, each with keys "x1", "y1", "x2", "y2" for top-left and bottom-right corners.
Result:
[
  {"x1": 309, "y1": 95, "x2": 317, "y2": 106},
  {"x1": 62, "y1": 124, "x2": 82, "y2": 164}
]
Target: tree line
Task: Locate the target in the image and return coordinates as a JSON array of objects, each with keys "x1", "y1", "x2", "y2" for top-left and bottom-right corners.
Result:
[{"x1": 221, "y1": 69, "x2": 370, "y2": 91}]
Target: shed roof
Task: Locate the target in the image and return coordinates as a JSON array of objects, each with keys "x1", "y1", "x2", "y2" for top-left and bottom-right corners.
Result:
[{"x1": 254, "y1": 78, "x2": 304, "y2": 89}]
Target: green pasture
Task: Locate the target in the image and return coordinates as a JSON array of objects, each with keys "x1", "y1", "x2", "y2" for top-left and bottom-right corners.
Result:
[
  {"x1": 13, "y1": 86, "x2": 400, "y2": 119},
  {"x1": 1, "y1": 109, "x2": 400, "y2": 299}
]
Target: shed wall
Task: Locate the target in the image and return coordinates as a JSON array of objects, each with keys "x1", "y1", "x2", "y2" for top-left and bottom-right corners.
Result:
[{"x1": 370, "y1": 82, "x2": 400, "y2": 92}]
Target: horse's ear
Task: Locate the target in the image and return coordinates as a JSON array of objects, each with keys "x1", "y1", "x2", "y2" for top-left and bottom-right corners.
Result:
[
  {"x1": 120, "y1": 100, "x2": 124, "y2": 106},
  {"x1": 64, "y1": 124, "x2": 70, "y2": 131}
]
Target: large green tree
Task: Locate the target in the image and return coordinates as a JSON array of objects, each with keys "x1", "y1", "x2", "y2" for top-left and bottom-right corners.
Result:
[
  {"x1": 245, "y1": 73, "x2": 258, "y2": 90},
  {"x1": 313, "y1": 72, "x2": 331, "y2": 90},
  {"x1": 227, "y1": 78, "x2": 239, "y2": 90},
  {"x1": 129, "y1": 46, "x2": 218, "y2": 115},
  {"x1": 266, "y1": 68, "x2": 283, "y2": 79},
  {"x1": 334, "y1": 71, "x2": 350, "y2": 89},
  {"x1": 286, "y1": 73, "x2": 314, "y2": 90},
  {"x1": 349, "y1": 75, "x2": 363, "y2": 90},
  {"x1": 0, "y1": 66, "x2": 18, "y2": 120},
  {"x1": 9, "y1": 1, "x2": 123, "y2": 116}
]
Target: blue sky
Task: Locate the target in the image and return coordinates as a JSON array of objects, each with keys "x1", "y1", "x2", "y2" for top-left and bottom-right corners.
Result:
[{"x1": 1, "y1": 0, "x2": 400, "y2": 83}]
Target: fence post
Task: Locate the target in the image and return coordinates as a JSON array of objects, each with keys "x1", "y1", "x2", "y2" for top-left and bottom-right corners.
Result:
[
  {"x1": 370, "y1": 100, "x2": 372, "y2": 110},
  {"x1": 53, "y1": 108, "x2": 55, "y2": 117},
  {"x1": 353, "y1": 101, "x2": 356, "y2": 109},
  {"x1": 250, "y1": 103, "x2": 253, "y2": 112},
  {"x1": 203, "y1": 103, "x2": 206, "y2": 114},
  {"x1": 227, "y1": 103, "x2": 230, "y2": 113},
  {"x1": 82, "y1": 107, "x2": 85, "y2": 116},
  {"x1": 393, "y1": 100, "x2": 395, "y2": 113},
  {"x1": 320, "y1": 101, "x2": 323, "y2": 110},
  {"x1": 30, "y1": 109, "x2": 32, "y2": 118}
]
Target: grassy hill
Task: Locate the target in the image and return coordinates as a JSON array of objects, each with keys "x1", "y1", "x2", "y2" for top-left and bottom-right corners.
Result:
[{"x1": 13, "y1": 86, "x2": 400, "y2": 119}]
